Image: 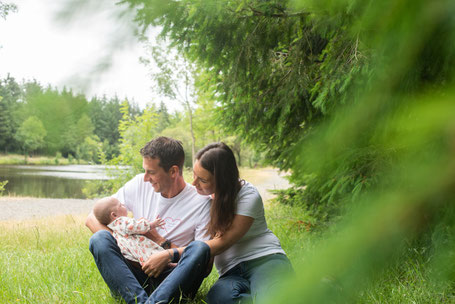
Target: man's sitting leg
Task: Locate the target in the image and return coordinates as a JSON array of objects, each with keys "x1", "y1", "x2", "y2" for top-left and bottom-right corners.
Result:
[
  {"x1": 146, "y1": 241, "x2": 211, "y2": 303},
  {"x1": 89, "y1": 230, "x2": 150, "y2": 304}
]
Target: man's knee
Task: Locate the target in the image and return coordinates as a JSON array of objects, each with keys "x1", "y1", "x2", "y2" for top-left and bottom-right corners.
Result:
[
  {"x1": 186, "y1": 240, "x2": 210, "y2": 254},
  {"x1": 184, "y1": 240, "x2": 210, "y2": 261},
  {"x1": 89, "y1": 230, "x2": 114, "y2": 254}
]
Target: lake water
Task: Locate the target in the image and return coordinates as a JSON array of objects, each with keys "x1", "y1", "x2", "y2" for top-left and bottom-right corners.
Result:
[{"x1": 0, "y1": 165, "x2": 116, "y2": 198}]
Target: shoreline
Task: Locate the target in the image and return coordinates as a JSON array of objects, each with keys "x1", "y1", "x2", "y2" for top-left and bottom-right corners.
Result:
[{"x1": 0, "y1": 168, "x2": 290, "y2": 222}]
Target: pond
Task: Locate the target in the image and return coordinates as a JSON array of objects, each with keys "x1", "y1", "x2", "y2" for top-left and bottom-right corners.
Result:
[{"x1": 0, "y1": 165, "x2": 118, "y2": 199}]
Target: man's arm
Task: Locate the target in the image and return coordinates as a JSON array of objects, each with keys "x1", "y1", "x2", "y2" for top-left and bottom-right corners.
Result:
[
  {"x1": 143, "y1": 229, "x2": 179, "y2": 248},
  {"x1": 85, "y1": 211, "x2": 111, "y2": 234}
]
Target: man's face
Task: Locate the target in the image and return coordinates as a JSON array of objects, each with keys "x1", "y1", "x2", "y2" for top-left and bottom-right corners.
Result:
[{"x1": 143, "y1": 157, "x2": 173, "y2": 196}]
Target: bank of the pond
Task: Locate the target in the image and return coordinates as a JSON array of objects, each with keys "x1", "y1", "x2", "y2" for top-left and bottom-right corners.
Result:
[
  {"x1": 0, "y1": 153, "x2": 88, "y2": 165},
  {"x1": 0, "y1": 168, "x2": 290, "y2": 221},
  {"x1": 0, "y1": 197, "x2": 96, "y2": 221}
]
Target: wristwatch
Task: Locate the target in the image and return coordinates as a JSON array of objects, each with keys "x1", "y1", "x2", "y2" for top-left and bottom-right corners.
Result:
[
  {"x1": 160, "y1": 239, "x2": 171, "y2": 249},
  {"x1": 172, "y1": 248, "x2": 180, "y2": 263}
]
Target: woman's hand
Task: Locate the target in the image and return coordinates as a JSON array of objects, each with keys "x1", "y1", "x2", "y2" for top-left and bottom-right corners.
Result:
[{"x1": 141, "y1": 250, "x2": 171, "y2": 278}]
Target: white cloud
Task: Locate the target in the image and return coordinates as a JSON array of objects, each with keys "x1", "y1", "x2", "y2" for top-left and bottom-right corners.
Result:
[{"x1": 0, "y1": 0, "x2": 180, "y2": 110}]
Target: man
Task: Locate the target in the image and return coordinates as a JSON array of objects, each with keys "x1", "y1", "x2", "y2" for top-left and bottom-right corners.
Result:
[{"x1": 86, "y1": 137, "x2": 212, "y2": 304}]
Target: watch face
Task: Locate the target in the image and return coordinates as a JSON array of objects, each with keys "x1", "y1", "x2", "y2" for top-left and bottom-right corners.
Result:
[
  {"x1": 161, "y1": 239, "x2": 171, "y2": 249},
  {"x1": 173, "y1": 248, "x2": 180, "y2": 263}
]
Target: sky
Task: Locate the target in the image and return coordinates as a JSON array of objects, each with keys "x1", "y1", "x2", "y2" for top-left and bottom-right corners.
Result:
[{"x1": 0, "y1": 0, "x2": 172, "y2": 110}]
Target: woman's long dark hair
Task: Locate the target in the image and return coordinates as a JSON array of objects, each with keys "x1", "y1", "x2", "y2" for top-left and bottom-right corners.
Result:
[{"x1": 196, "y1": 142, "x2": 242, "y2": 237}]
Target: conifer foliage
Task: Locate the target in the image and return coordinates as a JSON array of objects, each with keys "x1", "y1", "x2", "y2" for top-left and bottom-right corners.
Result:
[{"x1": 120, "y1": 0, "x2": 455, "y2": 300}]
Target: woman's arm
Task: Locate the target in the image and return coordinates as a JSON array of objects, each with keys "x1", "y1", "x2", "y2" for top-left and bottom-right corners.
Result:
[
  {"x1": 143, "y1": 213, "x2": 250, "y2": 278},
  {"x1": 205, "y1": 214, "x2": 254, "y2": 256}
]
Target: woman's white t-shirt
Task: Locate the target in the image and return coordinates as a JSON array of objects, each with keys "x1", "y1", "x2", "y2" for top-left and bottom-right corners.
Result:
[{"x1": 214, "y1": 181, "x2": 286, "y2": 276}]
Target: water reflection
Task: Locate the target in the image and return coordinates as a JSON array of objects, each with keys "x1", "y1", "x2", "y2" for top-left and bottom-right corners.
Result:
[
  {"x1": 11, "y1": 165, "x2": 113, "y2": 179},
  {"x1": 0, "y1": 165, "x2": 123, "y2": 198}
]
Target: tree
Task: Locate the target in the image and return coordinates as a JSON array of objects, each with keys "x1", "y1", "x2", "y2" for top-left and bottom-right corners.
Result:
[
  {"x1": 76, "y1": 135, "x2": 102, "y2": 163},
  {"x1": 0, "y1": 1, "x2": 16, "y2": 20},
  {"x1": 0, "y1": 96, "x2": 12, "y2": 151},
  {"x1": 15, "y1": 116, "x2": 47, "y2": 160},
  {"x1": 141, "y1": 42, "x2": 198, "y2": 164},
  {"x1": 116, "y1": 1, "x2": 455, "y2": 301},
  {"x1": 156, "y1": 101, "x2": 171, "y2": 133},
  {"x1": 121, "y1": 0, "x2": 331, "y2": 172},
  {"x1": 0, "y1": 75, "x2": 22, "y2": 153},
  {"x1": 21, "y1": 84, "x2": 91, "y2": 155},
  {"x1": 88, "y1": 95, "x2": 124, "y2": 160},
  {"x1": 110, "y1": 101, "x2": 159, "y2": 180}
]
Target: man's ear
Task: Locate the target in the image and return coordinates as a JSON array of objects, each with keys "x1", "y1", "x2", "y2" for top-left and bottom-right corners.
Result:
[{"x1": 169, "y1": 165, "x2": 180, "y2": 178}]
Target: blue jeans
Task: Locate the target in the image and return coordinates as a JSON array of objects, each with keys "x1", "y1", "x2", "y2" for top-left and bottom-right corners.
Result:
[
  {"x1": 206, "y1": 254, "x2": 293, "y2": 304},
  {"x1": 89, "y1": 230, "x2": 211, "y2": 304}
]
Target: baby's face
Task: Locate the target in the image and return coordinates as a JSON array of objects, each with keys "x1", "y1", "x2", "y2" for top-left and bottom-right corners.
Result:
[{"x1": 113, "y1": 200, "x2": 128, "y2": 218}]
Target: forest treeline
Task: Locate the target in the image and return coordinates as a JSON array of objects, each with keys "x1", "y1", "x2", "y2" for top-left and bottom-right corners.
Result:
[{"x1": 0, "y1": 75, "x2": 261, "y2": 167}]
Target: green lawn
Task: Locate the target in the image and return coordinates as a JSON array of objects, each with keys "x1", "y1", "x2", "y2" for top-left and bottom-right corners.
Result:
[
  {"x1": 0, "y1": 200, "x2": 309, "y2": 303},
  {"x1": 0, "y1": 199, "x2": 451, "y2": 303}
]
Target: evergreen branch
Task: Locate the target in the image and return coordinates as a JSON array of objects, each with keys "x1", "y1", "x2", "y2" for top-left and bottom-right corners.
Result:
[{"x1": 228, "y1": 5, "x2": 308, "y2": 19}]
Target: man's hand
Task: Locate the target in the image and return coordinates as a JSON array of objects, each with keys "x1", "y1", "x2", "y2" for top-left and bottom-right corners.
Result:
[{"x1": 141, "y1": 250, "x2": 171, "y2": 278}]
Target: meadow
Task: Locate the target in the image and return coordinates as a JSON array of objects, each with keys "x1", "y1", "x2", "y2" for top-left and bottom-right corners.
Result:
[
  {"x1": 0, "y1": 200, "x2": 307, "y2": 303},
  {"x1": 0, "y1": 199, "x2": 448, "y2": 303}
]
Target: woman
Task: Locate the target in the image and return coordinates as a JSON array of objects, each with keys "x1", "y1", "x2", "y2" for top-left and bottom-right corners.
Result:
[{"x1": 192, "y1": 142, "x2": 293, "y2": 303}]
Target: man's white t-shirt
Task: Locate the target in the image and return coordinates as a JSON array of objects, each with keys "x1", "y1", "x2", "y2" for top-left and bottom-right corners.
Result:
[
  {"x1": 214, "y1": 181, "x2": 286, "y2": 276},
  {"x1": 113, "y1": 174, "x2": 212, "y2": 247}
]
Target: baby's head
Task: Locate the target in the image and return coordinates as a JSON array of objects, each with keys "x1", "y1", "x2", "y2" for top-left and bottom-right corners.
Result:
[{"x1": 93, "y1": 197, "x2": 128, "y2": 225}]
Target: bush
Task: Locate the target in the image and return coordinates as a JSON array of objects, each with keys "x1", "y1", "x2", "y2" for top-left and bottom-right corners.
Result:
[{"x1": 0, "y1": 180, "x2": 8, "y2": 195}]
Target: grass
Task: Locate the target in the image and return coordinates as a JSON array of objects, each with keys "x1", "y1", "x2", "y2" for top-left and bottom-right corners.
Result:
[
  {"x1": 0, "y1": 154, "x2": 87, "y2": 165},
  {"x1": 0, "y1": 215, "x2": 112, "y2": 303},
  {"x1": 1, "y1": 179, "x2": 452, "y2": 303},
  {"x1": 355, "y1": 247, "x2": 455, "y2": 304},
  {"x1": 0, "y1": 201, "x2": 308, "y2": 303}
]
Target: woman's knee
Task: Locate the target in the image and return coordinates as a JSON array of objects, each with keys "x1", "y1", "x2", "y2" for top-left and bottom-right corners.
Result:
[
  {"x1": 207, "y1": 280, "x2": 234, "y2": 304},
  {"x1": 206, "y1": 277, "x2": 250, "y2": 304}
]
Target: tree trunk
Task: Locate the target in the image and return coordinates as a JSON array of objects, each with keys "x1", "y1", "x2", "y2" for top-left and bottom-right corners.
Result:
[
  {"x1": 186, "y1": 101, "x2": 196, "y2": 166},
  {"x1": 183, "y1": 71, "x2": 196, "y2": 166}
]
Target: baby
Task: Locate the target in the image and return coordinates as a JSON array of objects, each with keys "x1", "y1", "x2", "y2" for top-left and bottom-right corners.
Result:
[{"x1": 93, "y1": 197, "x2": 165, "y2": 265}]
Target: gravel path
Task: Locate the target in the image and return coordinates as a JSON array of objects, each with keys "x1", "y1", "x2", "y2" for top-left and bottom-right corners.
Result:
[
  {"x1": 0, "y1": 197, "x2": 97, "y2": 221},
  {"x1": 0, "y1": 168, "x2": 290, "y2": 221},
  {"x1": 252, "y1": 168, "x2": 290, "y2": 202}
]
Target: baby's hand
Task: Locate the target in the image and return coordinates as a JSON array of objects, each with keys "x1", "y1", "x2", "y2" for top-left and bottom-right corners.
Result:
[{"x1": 150, "y1": 217, "x2": 165, "y2": 229}]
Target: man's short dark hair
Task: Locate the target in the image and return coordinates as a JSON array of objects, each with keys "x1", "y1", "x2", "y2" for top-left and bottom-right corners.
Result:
[{"x1": 140, "y1": 137, "x2": 185, "y2": 173}]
